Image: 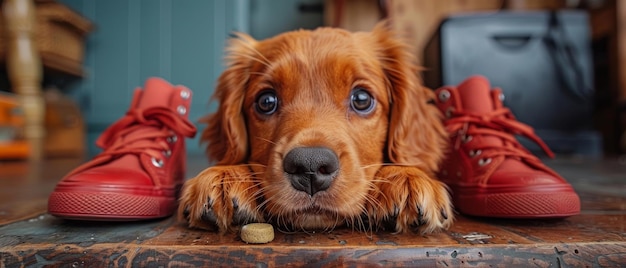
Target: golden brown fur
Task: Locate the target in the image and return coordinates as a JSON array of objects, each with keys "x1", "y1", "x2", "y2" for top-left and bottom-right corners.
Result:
[{"x1": 179, "y1": 22, "x2": 453, "y2": 234}]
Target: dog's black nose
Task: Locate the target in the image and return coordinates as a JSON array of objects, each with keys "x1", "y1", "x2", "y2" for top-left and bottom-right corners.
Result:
[{"x1": 283, "y1": 147, "x2": 339, "y2": 196}]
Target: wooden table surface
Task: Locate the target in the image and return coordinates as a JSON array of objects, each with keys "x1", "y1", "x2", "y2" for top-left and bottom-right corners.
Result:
[{"x1": 0, "y1": 156, "x2": 625, "y2": 267}]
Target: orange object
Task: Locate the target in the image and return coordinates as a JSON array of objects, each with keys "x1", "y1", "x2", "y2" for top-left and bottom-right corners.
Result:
[
  {"x1": 0, "y1": 92, "x2": 30, "y2": 160},
  {"x1": 0, "y1": 140, "x2": 30, "y2": 159}
]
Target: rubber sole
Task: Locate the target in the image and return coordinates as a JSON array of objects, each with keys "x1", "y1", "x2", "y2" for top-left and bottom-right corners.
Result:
[
  {"x1": 451, "y1": 187, "x2": 581, "y2": 218},
  {"x1": 48, "y1": 191, "x2": 176, "y2": 221}
]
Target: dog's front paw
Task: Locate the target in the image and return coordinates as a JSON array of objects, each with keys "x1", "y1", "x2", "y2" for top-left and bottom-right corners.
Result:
[
  {"x1": 178, "y1": 165, "x2": 263, "y2": 232},
  {"x1": 367, "y1": 166, "x2": 454, "y2": 234}
]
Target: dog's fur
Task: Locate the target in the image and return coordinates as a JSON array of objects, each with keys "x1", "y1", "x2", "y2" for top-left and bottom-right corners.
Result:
[{"x1": 178, "y1": 22, "x2": 453, "y2": 234}]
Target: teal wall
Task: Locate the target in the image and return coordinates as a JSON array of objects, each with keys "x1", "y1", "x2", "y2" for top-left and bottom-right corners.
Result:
[
  {"x1": 58, "y1": 0, "x2": 322, "y2": 155},
  {"x1": 249, "y1": 0, "x2": 324, "y2": 39}
]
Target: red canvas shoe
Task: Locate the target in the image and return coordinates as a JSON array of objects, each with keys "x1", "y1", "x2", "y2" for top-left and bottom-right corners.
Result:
[
  {"x1": 434, "y1": 76, "x2": 580, "y2": 218},
  {"x1": 48, "y1": 77, "x2": 197, "y2": 220}
]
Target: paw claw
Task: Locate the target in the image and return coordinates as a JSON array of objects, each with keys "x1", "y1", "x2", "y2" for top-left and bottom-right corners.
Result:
[
  {"x1": 201, "y1": 206, "x2": 218, "y2": 223},
  {"x1": 232, "y1": 197, "x2": 239, "y2": 210},
  {"x1": 417, "y1": 205, "x2": 426, "y2": 226},
  {"x1": 409, "y1": 219, "x2": 420, "y2": 230},
  {"x1": 369, "y1": 166, "x2": 454, "y2": 234},
  {"x1": 180, "y1": 166, "x2": 262, "y2": 232},
  {"x1": 382, "y1": 205, "x2": 400, "y2": 231},
  {"x1": 231, "y1": 197, "x2": 250, "y2": 225},
  {"x1": 182, "y1": 206, "x2": 191, "y2": 221},
  {"x1": 200, "y1": 199, "x2": 220, "y2": 227}
]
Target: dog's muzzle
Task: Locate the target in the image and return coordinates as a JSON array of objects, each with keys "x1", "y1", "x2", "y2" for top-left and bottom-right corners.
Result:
[{"x1": 283, "y1": 147, "x2": 339, "y2": 196}]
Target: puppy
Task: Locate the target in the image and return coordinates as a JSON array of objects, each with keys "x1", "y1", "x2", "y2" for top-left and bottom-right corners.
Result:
[{"x1": 179, "y1": 22, "x2": 453, "y2": 234}]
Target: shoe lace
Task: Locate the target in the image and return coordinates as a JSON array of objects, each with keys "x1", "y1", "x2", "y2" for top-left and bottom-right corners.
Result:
[
  {"x1": 61, "y1": 102, "x2": 197, "y2": 184},
  {"x1": 445, "y1": 106, "x2": 554, "y2": 163},
  {"x1": 96, "y1": 106, "x2": 197, "y2": 161}
]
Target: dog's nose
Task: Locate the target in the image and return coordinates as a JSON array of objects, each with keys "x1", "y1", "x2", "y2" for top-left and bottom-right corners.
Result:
[{"x1": 283, "y1": 147, "x2": 339, "y2": 196}]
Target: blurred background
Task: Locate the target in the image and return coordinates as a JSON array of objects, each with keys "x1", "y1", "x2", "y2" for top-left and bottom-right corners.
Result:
[{"x1": 0, "y1": 0, "x2": 624, "y2": 161}]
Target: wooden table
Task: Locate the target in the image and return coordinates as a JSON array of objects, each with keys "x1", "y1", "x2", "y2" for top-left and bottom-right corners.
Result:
[{"x1": 0, "y1": 156, "x2": 625, "y2": 267}]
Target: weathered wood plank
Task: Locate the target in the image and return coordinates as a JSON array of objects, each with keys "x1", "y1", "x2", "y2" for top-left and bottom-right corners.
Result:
[
  {"x1": 2, "y1": 214, "x2": 623, "y2": 247},
  {"x1": 2, "y1": 241, "x2": 625, "y2": 267},
  {"x1": 0, "y1": 157, "x2": 625, "y2": 266},
  {"x1": 1, "y1": 213, "x2": 625, "y2": 266}
]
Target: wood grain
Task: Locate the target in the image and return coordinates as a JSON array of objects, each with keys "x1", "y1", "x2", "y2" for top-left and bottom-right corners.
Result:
[{"x1": 0, "y1": 156, "x2": 624, "y2": 267}]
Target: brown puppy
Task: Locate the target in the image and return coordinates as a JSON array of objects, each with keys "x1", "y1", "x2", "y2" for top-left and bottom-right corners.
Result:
[{"x1": 179, "y1": 22, "x2": 453, "y2": 234}]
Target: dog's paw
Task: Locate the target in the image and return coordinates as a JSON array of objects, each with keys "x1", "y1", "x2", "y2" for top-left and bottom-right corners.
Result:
[
  {"x1": 178, "y1": 165, "x2": 263, "y2": 233},
  {"x1": 367, "y1": 166, "x2": 454, "y2": 234}
]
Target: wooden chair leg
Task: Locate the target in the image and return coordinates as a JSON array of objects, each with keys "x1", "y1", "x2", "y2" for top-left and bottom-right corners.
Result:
[{"x1": 3, "y1": 0, "x2": 44, "y2": 160}]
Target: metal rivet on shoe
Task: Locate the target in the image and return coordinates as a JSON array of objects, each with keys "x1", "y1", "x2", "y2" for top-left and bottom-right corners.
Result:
[
  {"x1": 151, "y1": 157, "x2": 164, "y2": 168},
  {"x1": 499, "y1": 93, "x2": 505, "y2": 102},
  {"x1": 445, "y1": 107, "x2": 454, "y2": 118},
  {"x1": 462, "y1": 135, "x2": 473, "y2": 144},
  {"x1": 438, "y1": 90, "x2": 450, "y2": 102},
  {"x1": 177, "y1": 105, "x2": 187, "y2": 115},
  {"x1": 469, "y1": 149, "x2": 482, "y2": 157},
  {"x1": 478, "y1": 158, "x2": 492, "y2": 166},
  {"x1": 167, "y1": 135, "x2": 178, "y2": 143},
  {"x1": 180, "y1": 90, "x2": 190, "y2": 100},
  {"x1": 163, "y1": 150, "x2": 172, "y2": 158}
]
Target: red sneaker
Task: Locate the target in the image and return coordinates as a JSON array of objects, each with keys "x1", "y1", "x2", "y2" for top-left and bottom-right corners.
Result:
[
  {"x1": 434, "y1": 76, "x2": 580, "y2": 218},
  {"x1": 48, "y1": 77, "x2": 197, "y2": 220}
]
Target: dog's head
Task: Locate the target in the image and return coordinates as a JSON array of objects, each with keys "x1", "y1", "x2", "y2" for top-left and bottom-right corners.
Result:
[{"x1": 202, "y1": 22, "x2": 447, "y2": 230}]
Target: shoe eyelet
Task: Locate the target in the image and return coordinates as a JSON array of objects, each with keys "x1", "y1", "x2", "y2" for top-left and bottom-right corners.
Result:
[
  {"x1": 151, "y1": 157, "x2": 164, "y2": 168},
  {"x1": 177, "y1": 105, "x2": 187, "y2": 115},
  {"x1": 163, "y1": 150, "x2": 172, "y2": 158},
  {"x1": 469, "y1": 149, "x2": 482, "y2": 157},
  {"x1": 438, "y1": 90, "x2": 451, "y2": 102},
  {"x1": 180, "y1": 90, "x2": 190, "y2": 100},
  {"x1": 499, "y1": 93, "x2": 505, "y2": 102},
  {"x1": 445, "y1": 107, "x2": 455, "y2": 118},
  {"x1": 167, "y1": 135, "x2": 178, "y2": 143},
  {"x1": 478, "y1": 158, "x2": 492, "y2": 166},
  {"x1": 462, "y1": 135, "x2": 473, "y2": 144}
]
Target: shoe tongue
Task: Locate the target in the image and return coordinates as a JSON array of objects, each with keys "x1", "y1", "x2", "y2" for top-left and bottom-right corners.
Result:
[
  {"x1": 457, "y1": 76, "x2": 494, "y2": 114},
  {"x1": 457, "y1": 76, "x2": 505, "y2": 150},
  {"x1": 136, "y1": 77, "x2": 174, "y2": 109},
  {"x1": 113, "y1": 78, "x2": 174, "y2": 172}
]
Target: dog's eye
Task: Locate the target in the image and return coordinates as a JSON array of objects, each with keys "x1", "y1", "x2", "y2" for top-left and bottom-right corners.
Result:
[
  {"x1": 255, "y1": 90, "x2": 278, "y2": 115},
  {"x1": 350, "y1": 88, "x2": 375, "y2": 114}
]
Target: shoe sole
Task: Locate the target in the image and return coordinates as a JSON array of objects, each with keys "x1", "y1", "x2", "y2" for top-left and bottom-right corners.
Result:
[
  {"x1": 48, "y1": 189, "x2": 179, "y2": 221},
  {"x1": 451, "y1": 186, "x2": 581, "y2": 218}
]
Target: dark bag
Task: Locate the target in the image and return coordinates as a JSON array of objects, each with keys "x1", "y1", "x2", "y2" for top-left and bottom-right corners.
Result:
[{"x1": 424, "y1": 11, "x2": 601, "y2": 156}]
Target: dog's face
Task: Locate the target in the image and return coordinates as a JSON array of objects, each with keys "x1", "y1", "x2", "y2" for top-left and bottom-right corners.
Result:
[
  {"x1": 244, "y1": 28, "x2": 391, "y2": 229},
  {"x1": 203, "y1": 23, "x2": 446, "y2": 230}
]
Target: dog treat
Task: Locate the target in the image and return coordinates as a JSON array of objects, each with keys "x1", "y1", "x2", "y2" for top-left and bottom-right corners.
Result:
[{"x1": 240, "y1": 223, "x2": 274, "y2": 244}]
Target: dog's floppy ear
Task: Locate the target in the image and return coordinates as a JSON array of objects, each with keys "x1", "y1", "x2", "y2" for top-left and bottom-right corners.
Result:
[
  {"x1": 372, "y1": 21, "x2": 448, "y2": 173},
  {"x1": 201, "y1": 33, "x2": 257, "y2": 165}
]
